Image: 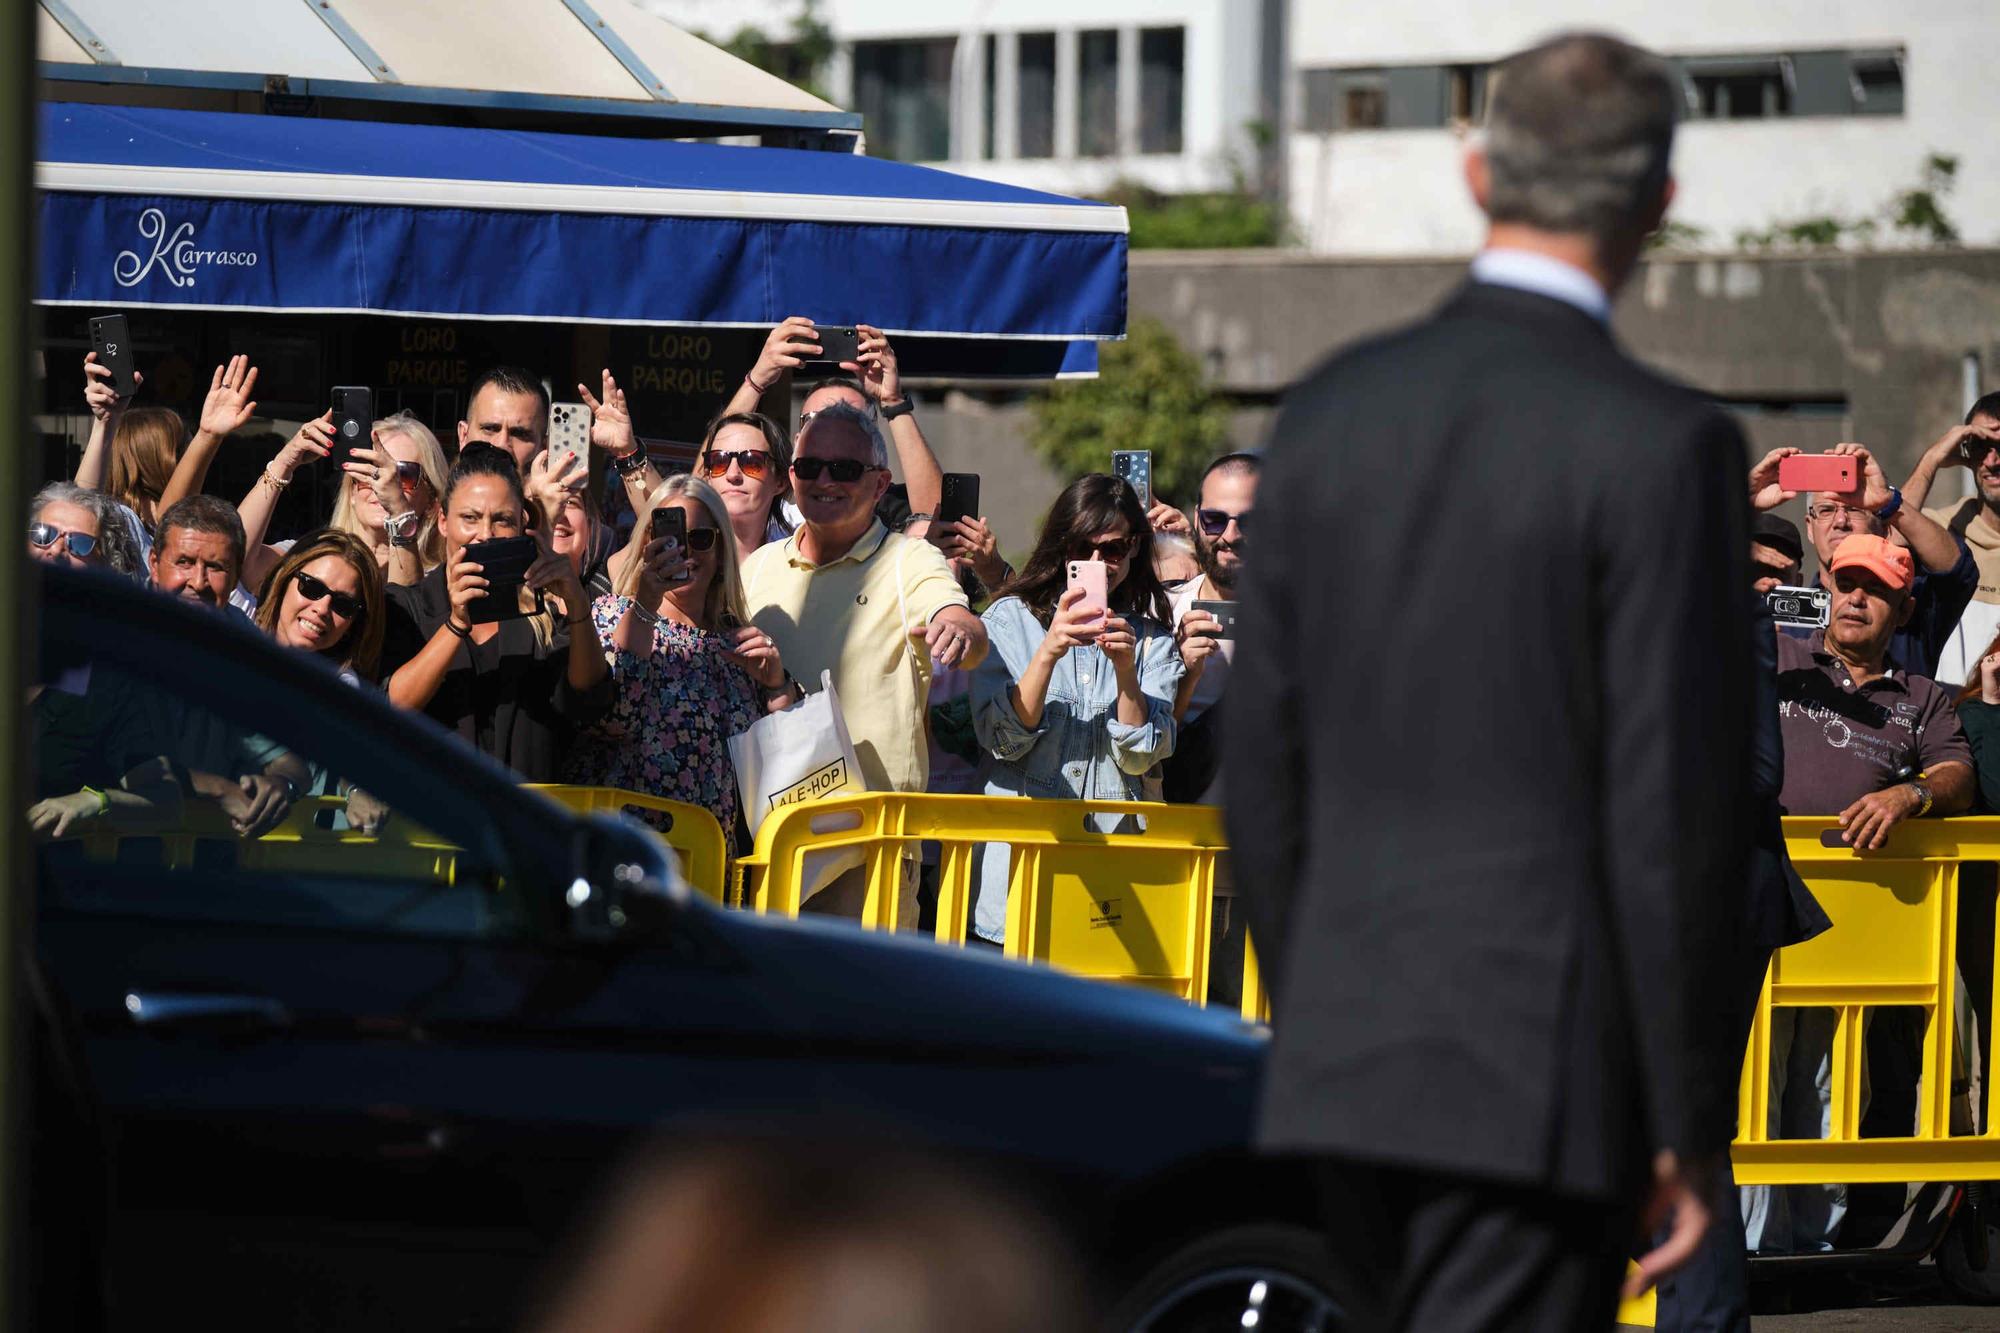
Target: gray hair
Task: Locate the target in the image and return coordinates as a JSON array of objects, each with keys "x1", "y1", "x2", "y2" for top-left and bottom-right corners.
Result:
[
  {"x1": 1483, "y1": 32, "x2": 1678, "y2": 246},
  {"x1": 31, "y1": 481, "x2": 143, "y2": 578},
  {"x1": 798, "y1": 400, "x2": 889, "y2": 469}
]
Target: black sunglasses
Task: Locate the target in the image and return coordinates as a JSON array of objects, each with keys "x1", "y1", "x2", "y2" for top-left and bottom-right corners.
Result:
[
  {"x1": 665, "y1": 527, "x2": 720, "y2": 553},
  {"x1": 1196, "y1": 508, "x2": 1251, "y2": 537},
  {"x1": 28, "y1": 522, "x2": 97, "y2": 558},
  {"x1": 1071, "y1": 534, "x2": 1137, "y2": 561},
  {"x1": 293, "y1": 571, "x2": 365, "y2": 619},
  {"x1": 791, "y1": 457, "x2": 884, "y2": 484}
]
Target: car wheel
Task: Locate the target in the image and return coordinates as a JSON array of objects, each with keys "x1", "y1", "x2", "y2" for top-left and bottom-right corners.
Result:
[
  {"x1": 1105, "y1": 1222, "x2": 1346, "y2": 1333},
  {"x1": 1941, "y1": 1204, "x2": 2000, "y2": 1304}
]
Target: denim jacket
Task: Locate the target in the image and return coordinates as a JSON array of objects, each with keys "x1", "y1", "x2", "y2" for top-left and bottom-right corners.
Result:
[{"x1": 969, "y1": 596, "x2": 1182, "y2": 940}]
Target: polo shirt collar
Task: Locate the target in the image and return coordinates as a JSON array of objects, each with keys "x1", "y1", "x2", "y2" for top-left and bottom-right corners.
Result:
[
  {"x1": 784, "y1": 519, "x2": 891, "y2": 571},
  {"x1": 1805, "y1": 629, "x2": 1908, "y2": 690}
]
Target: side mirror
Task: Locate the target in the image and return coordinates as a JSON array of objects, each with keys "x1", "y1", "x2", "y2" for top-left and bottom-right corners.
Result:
[{"x1": 567, "y1": 815, "x2": 687, "y2": 942}]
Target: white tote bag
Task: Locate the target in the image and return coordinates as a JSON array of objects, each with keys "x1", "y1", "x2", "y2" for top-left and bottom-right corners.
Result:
[{"x1": 729, "y1": 670, "x2": 868, "y2": 906}]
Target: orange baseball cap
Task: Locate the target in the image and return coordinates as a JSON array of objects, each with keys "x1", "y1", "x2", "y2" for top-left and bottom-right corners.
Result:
[{"x1": 1828, "y1": 533, "x2": 1915, "y2": 592}]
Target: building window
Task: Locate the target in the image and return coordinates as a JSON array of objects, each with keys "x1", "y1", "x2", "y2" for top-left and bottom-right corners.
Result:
[
  {"x1": 1139, "y1": 26, "x2": 1184, "y2": 155},
  {"x1": 1019, "y1": 32, "x2": 1056, "y2": 159},
  {"x1": 981, "y1": 34, "x2": 997, "y2": 159},
  {"x1": 1851, "y1": 51, "x2": 1903, "y2": 116},
  {"x1": 1447, "y1": 65, "x2": 1487, "y2": 122},
  {"x1": 852, "y1": 38, "x2": 956, "y2": 162},
  {"x1": 1078, "y1": 28, "x2": 1119, "y2": 157},
  {"x1": 1684, "y1": 57, "x2": 1792, "y2": 120},
  {"x1": 1301, "y1": 68, "x2": 1387, "y2": 132}
]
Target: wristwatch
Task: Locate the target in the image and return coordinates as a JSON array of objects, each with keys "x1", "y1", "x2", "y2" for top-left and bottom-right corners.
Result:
[
  {"x1": 383, "y1": 510, "x2": 420, "y2": 548},
  {"x1": 881, "y1": 397, "x2": 916, "y2": 421},
  {"x1": 1909, "y1": 778, "x2": 1934, "y2": 817},
  {"x1": 1875, "y1": 485, "x2": 1903, "y2": 522}
]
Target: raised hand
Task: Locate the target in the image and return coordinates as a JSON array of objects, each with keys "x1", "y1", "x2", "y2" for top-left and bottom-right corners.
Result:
[
  {"x1": 1176, "y1": 606, "x2": 1224, "y2": 678},
  {"x1": 852, "y1": 323, "x2": 901, "y2": 406},
  {"x1": 1748, "y1": 447, "x2": 1801, "y2": 512},
  {"x1": 1098, "y1": 615, "x2": 1139, "y2": 674},
  {"x1": 82, "y1": 351, "x2": 140, "y2": 421},
  {"x1": 1038, "y1": 586, "x2": 1105, "y2": 662},
  {"x1": 1147, "y1": 502, "x2": 1191, "y2": 537},
  {"x1": 750, "y1": 316, "x2": 822, "y2": 392},
  {"x1": 198, "y1": 355, "x2": 260, "y2": 438},
  {"x1": 579, "y1": 370, "x2": 637, "y2": 459},
  {"x1": 1829, "y1": 442, "x2": 1892, "y2": 511},
  {"x1": 343, "y1": 432, "x2": 411, "y2": 517}
]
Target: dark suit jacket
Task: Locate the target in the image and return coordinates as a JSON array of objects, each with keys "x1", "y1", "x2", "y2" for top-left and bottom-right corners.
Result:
[{"x1": 1225, "y1": 281, "x2": 1758, "y2": 1200}]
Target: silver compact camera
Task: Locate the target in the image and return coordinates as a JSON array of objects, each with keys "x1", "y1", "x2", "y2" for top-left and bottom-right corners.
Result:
[{"x1": 1766, "y1": 584, "x2": 1830, "y2": 629}]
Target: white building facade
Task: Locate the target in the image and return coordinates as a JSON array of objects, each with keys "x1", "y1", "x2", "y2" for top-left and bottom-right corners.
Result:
[
  {"x1": 1290, "y1": 0, "x2": 2000, "y2": 254},
  {"x1": 640, "y1": 0, "x2": 1277, "y2": 198}
]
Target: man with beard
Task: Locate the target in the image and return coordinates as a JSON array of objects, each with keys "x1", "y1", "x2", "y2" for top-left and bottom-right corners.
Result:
[
  {"x1": 1903, "y1": 393, "x2": 2000, "y2": 685},
  {"x1": 147, "y1": 495, "x2": 308, "y2": 836}
]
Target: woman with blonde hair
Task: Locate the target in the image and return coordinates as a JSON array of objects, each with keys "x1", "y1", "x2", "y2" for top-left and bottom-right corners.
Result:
[
  {"x1": 238, "y1": 409, "x2": 449, "y2": 598},
  {"x1": 563, "y1": 473, "x2": 800, "y2": 839}
]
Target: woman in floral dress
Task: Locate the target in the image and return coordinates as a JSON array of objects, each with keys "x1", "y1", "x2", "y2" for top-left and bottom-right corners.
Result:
[{"x1": 563, "y1": 474, "x2": 801, "y2": 841}]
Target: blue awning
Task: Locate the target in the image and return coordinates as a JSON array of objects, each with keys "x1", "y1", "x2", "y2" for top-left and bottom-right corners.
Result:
[{"x1": 35, "y1": 101, "x2": 1128, "y2": 351}]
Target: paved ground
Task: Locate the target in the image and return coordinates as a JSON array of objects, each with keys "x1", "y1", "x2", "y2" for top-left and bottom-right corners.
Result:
[{"x1": 1751, "y1": 1268, "x2": 2000, "y2": 1329}]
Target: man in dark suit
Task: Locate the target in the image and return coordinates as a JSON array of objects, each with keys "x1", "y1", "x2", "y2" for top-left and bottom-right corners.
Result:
[{"x1": 1226, "y1": 32, "x2": 1759, "y2": 1330}]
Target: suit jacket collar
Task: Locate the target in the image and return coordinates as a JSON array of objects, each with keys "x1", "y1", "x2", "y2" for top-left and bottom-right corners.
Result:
[{"x1": 1445, "y1": 278, "x2": 1616, "y2": 344}]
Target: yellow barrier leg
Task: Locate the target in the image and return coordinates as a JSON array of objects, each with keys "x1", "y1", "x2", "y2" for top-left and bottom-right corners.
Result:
[
  {"x1": 1187, "y1": 850, "x2": 1214, "y2": 1005},
  {"x1": 1739, "y1": 967, "x2": 1774, "y2": 1146},
  {"x1": 1832, "y1": 1005, "x2": 1867, "y2": 1142},
  {"x1": 1241, "y1": 935, "x2": 1269, "y2": 1024},
  {"x1": 934, "y1": 840, "x2": 974, "y2": 945},
  {"x1": 1004, "y1": 845, "x2": 1039, "y2": 962}
]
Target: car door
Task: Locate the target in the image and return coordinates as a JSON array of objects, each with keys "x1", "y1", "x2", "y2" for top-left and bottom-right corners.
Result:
[{"x1": 29, "y1": 568, "x2": 583, "y2": 1333}]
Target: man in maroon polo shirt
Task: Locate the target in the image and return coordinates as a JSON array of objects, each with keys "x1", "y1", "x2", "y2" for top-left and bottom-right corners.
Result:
[{"x1": 1749, "y1": 532, "x2": 1976, "y2": 1255}]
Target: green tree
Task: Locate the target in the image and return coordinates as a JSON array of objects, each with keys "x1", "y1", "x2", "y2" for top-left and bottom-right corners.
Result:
[{"x1": 1029, "y1": 317, "x2": 1231, "y2": 506}]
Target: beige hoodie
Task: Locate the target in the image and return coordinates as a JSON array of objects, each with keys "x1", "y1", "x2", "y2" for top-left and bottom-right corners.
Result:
[{"x1": 1926, "y1": 498, "x2": 2000, "y2": 603}]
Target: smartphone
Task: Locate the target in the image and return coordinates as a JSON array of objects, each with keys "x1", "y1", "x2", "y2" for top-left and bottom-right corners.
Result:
[
  {"x1": 1112, "y1": 450, "x2": 1153, "y2": 511},
  {"x1": 330, "y1": 385, "x2": 373, "y2": 471},
  {"x1": 1776, "y1": 454, "x2": 1858, "y2": 494},
  {"x1": 461, "y1": 535, "x2": 543, "y2": 624},
  {"x1": 808, "y1": 325, "x2": 860, "y2": 366},
  {"x1": 651, "y1": 506, "x2": 691, "y2": 584},
  {"x1": 1066, "y1": 560, "x2": 1109, "y2": 627},
  {"x1": 1766, "y1": 584, "x2": 1831, "y2": 630},
  {"x1": 88, "y1": 314, "x2": 137, "y2": 397},
  {"x1": 1191, "y1": 598, "x2": 1238, "y2": 641},
  {"x1": 937, "y1": 473, "x2": 981, "y2": 528},
  {"x1": 548, "y1": 401, "x2": 591, "y2": 476}
]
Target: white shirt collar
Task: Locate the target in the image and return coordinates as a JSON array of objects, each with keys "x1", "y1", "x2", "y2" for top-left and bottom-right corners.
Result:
[{"x1": 1469, "y1": 248, "x2": 1611, "y2": 324}]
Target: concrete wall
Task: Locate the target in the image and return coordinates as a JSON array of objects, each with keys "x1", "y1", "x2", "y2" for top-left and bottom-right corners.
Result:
[
  {"x1": 918, "y1": 248, "x2": 2000, "y2": 551},
  {"x1": 1289, "y1": 0, "x2": 2000, "y2": 255}
]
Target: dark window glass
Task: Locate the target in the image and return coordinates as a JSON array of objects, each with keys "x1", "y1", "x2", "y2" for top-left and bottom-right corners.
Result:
[
  {"x1": 1852, "y1": 53, "x2": 1903, "y2": 116},
  {"x1": 1447, "y1": 65, "x2": 1487, "y2": 122},
  {"x1": 1079, "y1": 29, "x2": 1119, "y2": 158},
  {"x1": 981, "y1": 34, "x2": 997, "y2": 159},
  {"x1": 1139, "y1": 27, "x2": 1184, "y2": 154},
  {"x1": 852, "y1": 38, "x2": 957, "y2": 162},
  {"x1": 1687, "y1": 60, "x2": 1791, "y2": 119},
  {"x1": 1019, "y1": 32, "x2": 1056, "y2": 159}
]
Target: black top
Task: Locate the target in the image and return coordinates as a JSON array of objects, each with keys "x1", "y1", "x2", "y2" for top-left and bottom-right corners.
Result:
[
  {"x1": 1225, "y1": 281, "x2": 1757, "y2": 1198},
  {"x1": 380, "y1": 569, "x2": 612, "y2": 783},
  {"x1": 31, "y1": 663, "x2": 164, "y2": 799}
]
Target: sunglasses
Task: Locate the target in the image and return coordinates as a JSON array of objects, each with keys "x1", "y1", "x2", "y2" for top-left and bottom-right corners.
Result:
[
  {"x1": 28, "y1": 522, "x2": 97, "y2": 558},
  {"x1": 393, "y1": 460, "x2": 426, "y2": 490},
  {"x1": 662, "y1": 526, "x2": 721, "y2": 553},
  {"x1": 1196, "y1": 508, "x2": 1251, "y2": 537},
  {"x1": 699, "y1": 450, "x2": 774, "y2": 481},
  {"x1": 292, "y1": 571, "x2": 365, "y2": 619},
  {"x1": 791, "y1": 457, "x2": 884, "y2": 484},
  {"x1": 1072, "y1": 535, "x2": 1137, "y2": 561}
]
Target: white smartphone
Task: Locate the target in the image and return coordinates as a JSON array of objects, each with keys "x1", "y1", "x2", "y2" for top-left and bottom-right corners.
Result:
[
  {"x1": 1112, "y1": 450, "x2": 1153, "y2": 511},
  {"x1": 548, "y1": 401, "x2": 591, "y2": 476}
]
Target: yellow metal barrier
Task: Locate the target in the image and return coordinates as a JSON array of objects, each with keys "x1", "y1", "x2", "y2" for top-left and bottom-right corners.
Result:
[
  {"x1": 735, "y1": 793, "x2": 1236, "y2": 1003},
  {"x1": 66, "y1": 795, "x2": 459, "y2": 882},
  {"x1": 525, "y1": 785, "x2": 729, "y2": 903}
]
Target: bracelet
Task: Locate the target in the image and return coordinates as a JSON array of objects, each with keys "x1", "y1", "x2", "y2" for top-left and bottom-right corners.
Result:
[
  {"x1": 444, "y1": 619, "x2": 471, "y2": 640},
  {"x1": 565, "y1": 613, "x2": 589, "y2": 628},
  {"x1": 881, "y1": 396, "x2": 915, "y2": 421},
  {"x1": 80, "y1": 785, "x2": 110, "y2": 816},
  {"x1": 745, "y1": 371, "x2": 773, "y2": 396},
  {"x1": 260, "y1": 466, "x2": 291, "y2": 491},
  {"x1": 612, "y1": 448, "x2": 651, "y2": 478}
]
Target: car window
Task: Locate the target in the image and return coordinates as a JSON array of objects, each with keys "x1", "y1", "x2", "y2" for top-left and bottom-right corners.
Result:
[{"x1": 29, "y1": 592, "x2": 533, "y2": 942}]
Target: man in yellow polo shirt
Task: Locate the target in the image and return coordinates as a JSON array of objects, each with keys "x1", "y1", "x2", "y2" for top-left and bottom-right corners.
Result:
[{"x1": 741, "y1": 402, "x2": 988, "y2": 917}]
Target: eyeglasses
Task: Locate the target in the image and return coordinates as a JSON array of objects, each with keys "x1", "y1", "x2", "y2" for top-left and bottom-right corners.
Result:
[
  {"x1": 1196, "y1": 508, "x2": 1251, "y2": 537},
  {"x1": 1806, "y1": 503, "x2": 1869, "y2": 523},
  {"x1": 292, "y1": 572, "x2": 365, "y2": 619},
  {"x1": 1071, "y1": 535, "x2": 1137, "y2": 561},
  {"x1": 791, "y1": 457, "x2": 884, "y2": 484},
  {"x1": 699, "y1": 450, "x2": 774, "y2": 481},
  {"x1": 28, "y1": 522, "x2": 97, "y2": 558}
]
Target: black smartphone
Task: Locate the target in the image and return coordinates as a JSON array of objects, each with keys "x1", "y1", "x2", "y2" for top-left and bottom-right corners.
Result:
[
  {"x1": 937, "y1": 473, "x2": 981, "y2": 528},
  {"x1": 651, "y1": 506, "x2": 692, "y2": 584},
  {"x1": 330, "y1": 385, "x2": 373, "y2": 471},
  {"x1": 88, "y1": 314, "x2": 137, "y2": 397},
  {"x1": 808, "y1": 325, "x2": 860, "y2": 366},
  {"x1": 461, "y1": 535, "x2": 542, "y2": 624},
  {"x1": 1191, "y1": 598, "x2": 1238, "y2": 641}
]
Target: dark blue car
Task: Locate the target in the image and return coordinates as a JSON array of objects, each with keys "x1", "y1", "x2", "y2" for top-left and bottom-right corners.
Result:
[{"x1": 25, "y1": 564, "x2": 1341, "y2": 1332}]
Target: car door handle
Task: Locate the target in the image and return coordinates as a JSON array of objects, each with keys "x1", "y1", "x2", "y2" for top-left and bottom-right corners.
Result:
[{"x1": 123, "y1": 991, "x2": 292, "y2": 1034}]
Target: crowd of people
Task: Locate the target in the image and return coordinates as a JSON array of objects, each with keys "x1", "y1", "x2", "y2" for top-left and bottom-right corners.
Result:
[{"x1": 24, "y1": 318, "x2": 1256, "y2": 947}]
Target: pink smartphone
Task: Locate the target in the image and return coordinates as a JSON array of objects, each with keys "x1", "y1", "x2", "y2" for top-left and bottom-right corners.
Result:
[
  {"x1": 1777, "y1": 454, "x2": 1858, "y2": 494},
  {"x1": 1066, "y1": 560, "x2": 1108, "y2": 625}
]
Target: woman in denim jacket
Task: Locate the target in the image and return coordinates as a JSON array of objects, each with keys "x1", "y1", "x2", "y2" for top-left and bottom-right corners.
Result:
[{"x1": 969, "y1": 474, "x2": 1183, "y2": 943}]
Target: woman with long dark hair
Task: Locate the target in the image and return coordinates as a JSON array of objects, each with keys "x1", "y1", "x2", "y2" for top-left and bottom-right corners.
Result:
[{"x1": 966, "y1": 473, "x2": 1183, "y2": 943}]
